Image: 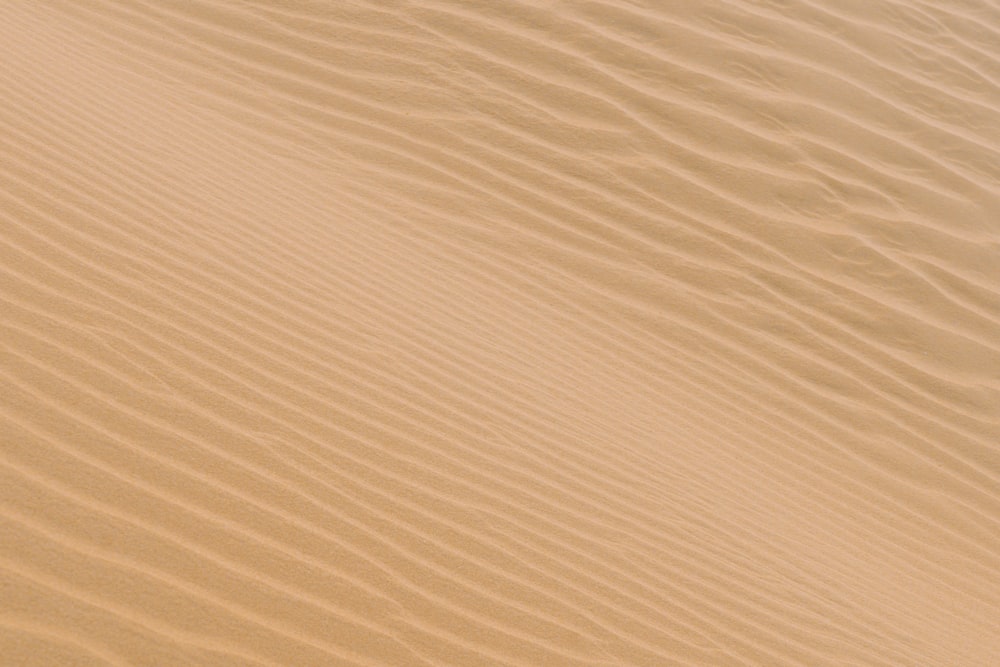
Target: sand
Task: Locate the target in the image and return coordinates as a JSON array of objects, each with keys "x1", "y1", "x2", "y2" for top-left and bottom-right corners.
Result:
[{"x1": 1, "y1": 1, "x2": 999, "y2": 665}]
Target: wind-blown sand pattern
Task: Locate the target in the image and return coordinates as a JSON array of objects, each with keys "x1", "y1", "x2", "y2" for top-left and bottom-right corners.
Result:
[{"x1": 1, "y1": 0, "x2": 999, "y2": 664}]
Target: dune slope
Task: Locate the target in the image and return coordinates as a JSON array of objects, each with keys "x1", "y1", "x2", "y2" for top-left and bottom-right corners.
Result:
[{"x1": 1, "y1": 1, "x2": 999, "y2": 665}]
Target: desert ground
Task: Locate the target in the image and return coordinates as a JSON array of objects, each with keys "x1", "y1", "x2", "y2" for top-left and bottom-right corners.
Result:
[{"x1": 1, "y1": 1, "x2": 999, "y2": 665}]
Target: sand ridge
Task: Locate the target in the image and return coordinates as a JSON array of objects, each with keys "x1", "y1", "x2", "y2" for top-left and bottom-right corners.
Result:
[{"x1": 1, "y1": 0, "x2": 999, "y2": 665}]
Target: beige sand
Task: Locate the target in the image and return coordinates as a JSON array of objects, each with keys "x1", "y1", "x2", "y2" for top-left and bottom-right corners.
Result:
[{"x1": 1, "y1": 1, "x2": 999, "y2": 664}]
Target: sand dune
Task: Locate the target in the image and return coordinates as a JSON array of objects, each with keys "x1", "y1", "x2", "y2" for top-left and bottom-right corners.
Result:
[{"x1": 1, "y1": 0, "x2": 999, "y2": 664}]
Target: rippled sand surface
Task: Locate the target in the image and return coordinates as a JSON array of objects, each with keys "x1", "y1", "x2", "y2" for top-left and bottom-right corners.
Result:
[{"x1": 2, "y1": 1, "x2": 999, "y2": 665}]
